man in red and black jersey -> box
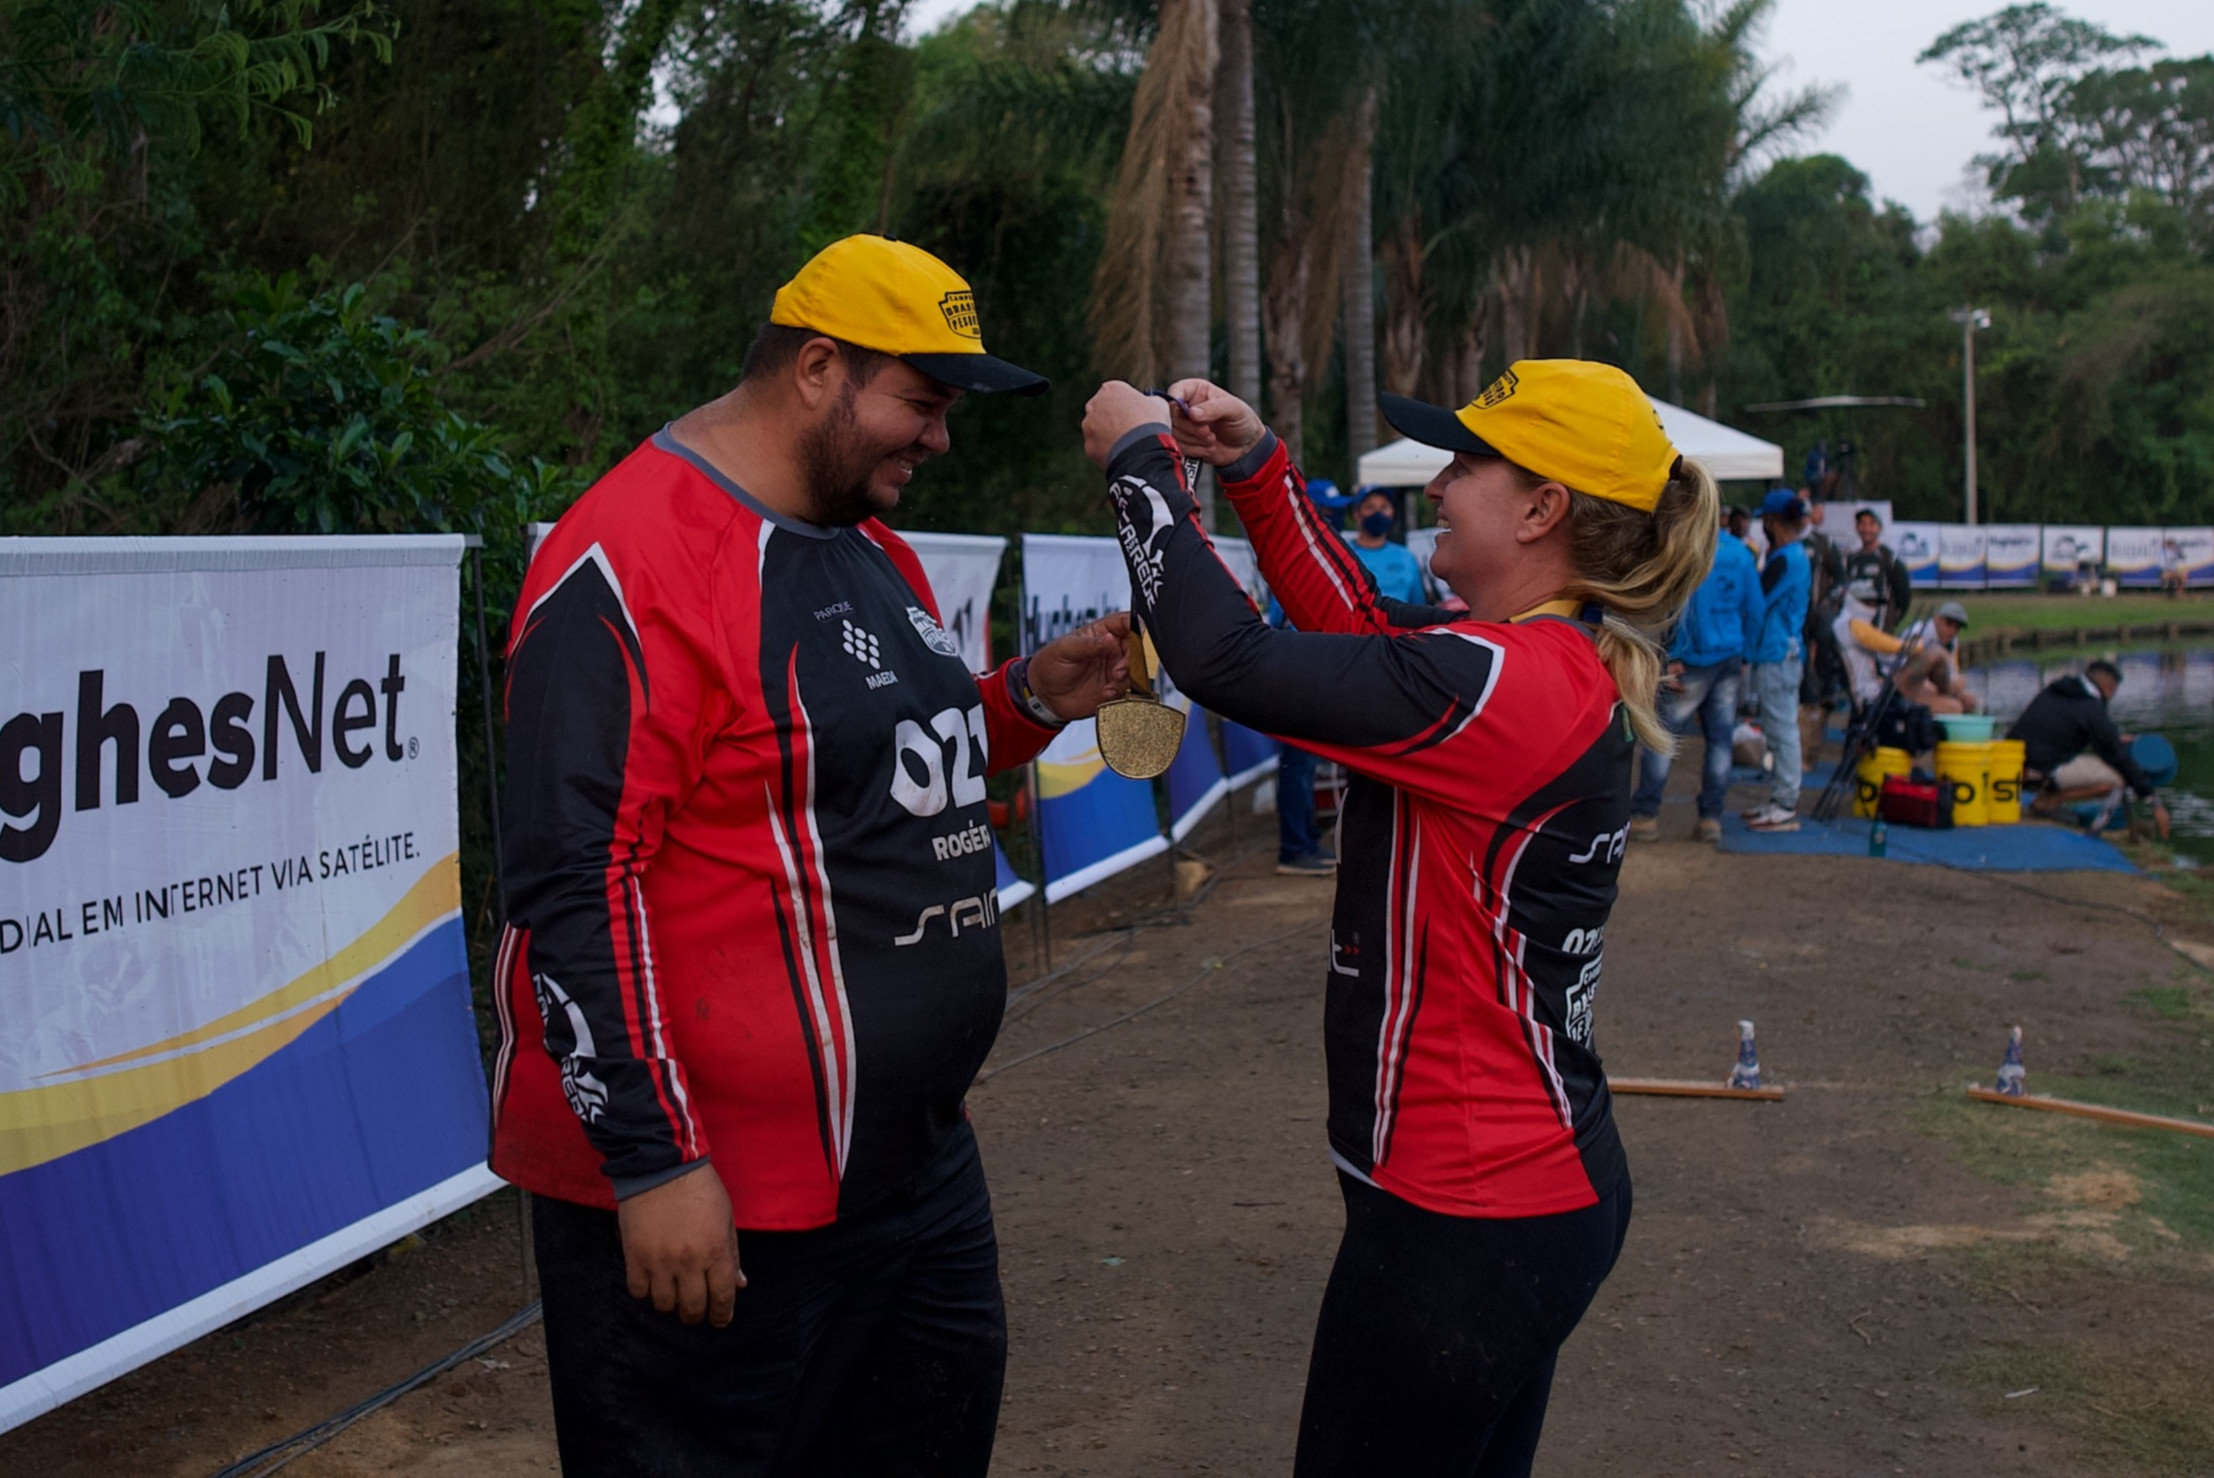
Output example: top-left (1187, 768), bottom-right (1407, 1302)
top-left (494, 237), bottom-right (1132, 1475)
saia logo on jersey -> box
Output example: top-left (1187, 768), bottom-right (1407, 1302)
top-left (894, 888), bottom-right (998, 946)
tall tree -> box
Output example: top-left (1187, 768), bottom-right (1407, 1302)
top-left (1091, 0), bottom-right (1218, 389)
top-left (1250, 0), bottom-right (1371, 465)
top-left (1340, 83), bottom-right (1378, 465)
top-left (1217, 0), bottom-right (1262, 407)
top-left (1920, 2), bottom-right (2155, 222)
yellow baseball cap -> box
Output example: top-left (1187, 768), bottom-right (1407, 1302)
top-left (1380, 360), bottom-right (1680, 512)
top-left (769, 235), bottom-right (1048, 396)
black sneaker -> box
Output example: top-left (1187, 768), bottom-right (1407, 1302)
top-left (1276, 851), bottom-right (1338, 876)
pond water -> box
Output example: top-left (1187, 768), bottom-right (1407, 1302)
top-left (1963, 641), bottom-right (2214, 865)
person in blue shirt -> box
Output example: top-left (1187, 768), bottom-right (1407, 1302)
top-left (1628, 525), bottom-right (1766, 843)
top-left (1347, 487), bottom-right (1427, 603)
top-left (1746, 489), bottom-right (1812, 832)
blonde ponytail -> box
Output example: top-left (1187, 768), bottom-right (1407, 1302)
top-left (1552, 458), bottom-right (1722, 753)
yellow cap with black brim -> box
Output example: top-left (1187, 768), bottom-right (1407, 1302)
top-left (1380, 359), bottom-right (1679, 513)
top-left (769, 235), bottom-right (1049, 396)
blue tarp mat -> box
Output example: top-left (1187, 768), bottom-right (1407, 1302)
top-left (1727, 760), bottom-right (1837, 789)
top-left (1716, 813), bottom-right (2136, 873)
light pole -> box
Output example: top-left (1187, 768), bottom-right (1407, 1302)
top-left (1949, 307), bottom-right (1990, 524)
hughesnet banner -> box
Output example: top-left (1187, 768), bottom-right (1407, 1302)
top-left (0, 538), bottom-right (497, 1432)
top-left (1982, 525), bottom-right (2041, 588)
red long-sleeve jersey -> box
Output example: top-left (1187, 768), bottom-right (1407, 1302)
top-left (490, 429), bottom-right (1058, 1229)
top-left (1105, 428), bottom-right (1629, 1218)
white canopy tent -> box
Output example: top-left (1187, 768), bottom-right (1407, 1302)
top-left (1356, 396), bottom-right (1784, 487)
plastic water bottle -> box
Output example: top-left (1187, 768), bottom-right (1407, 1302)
top-left (1727, 1020), bottom-right (1762, 1090)
top-left (1868, 818), bottom-right (1888, 857)
top-left (1995, 1026), bottom-right (2026, 1097)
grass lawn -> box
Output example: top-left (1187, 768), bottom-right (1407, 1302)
top-left (1942, 591), bottom-right (2214, 632)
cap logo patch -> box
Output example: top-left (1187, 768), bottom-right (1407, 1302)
top-left (939, 290), bottom-right (980, 339)
top-left (1477, 368), bottom-right (1519, 408)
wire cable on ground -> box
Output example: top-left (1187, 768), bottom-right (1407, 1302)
top-left (979, 918), bottom-right (1325, 1083)
top-left (208, 1301), bottom-right (543, 1478)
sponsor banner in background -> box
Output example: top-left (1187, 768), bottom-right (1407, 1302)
top-left (898, 533), bottom-right (1034, 908)
top-left (1982, 525), bottom-right (2041, 587)
top-left (2165, 527), bottom-right (2214, 587)
top-left (2041, 525), bottom-right (2103, 574)
top-left (1937, 525), bottom-right (1987, 588)
top-left (1020, 536), bottom-right (1169, 903)
top-left (0, 538), bottom-right (494, 1432)
top-left (1210, 537), bottom-right (1280, 787)
top-left (1890, 523), bottom-right (1942, 586)
top-left (2106, 526), bottom-right (2166, 586)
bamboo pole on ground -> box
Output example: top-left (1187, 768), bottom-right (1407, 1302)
top-left (1966, 1086), bottom-right (2214, 1138)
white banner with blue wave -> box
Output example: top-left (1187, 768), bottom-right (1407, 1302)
top-left (0, 537), bottom-right (494, 1432)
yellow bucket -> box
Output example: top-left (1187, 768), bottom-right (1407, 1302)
top-left (1854, 746), bottom-right (1912, 819)
top-left (1936, 741), bottom-right (1992, 827)
top-left (1986, 738), bottom-right (2026, 825)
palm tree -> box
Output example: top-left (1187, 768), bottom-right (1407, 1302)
top-left (1218, 0), bottom-right (1262, 407)
top-left (1090, 0), bottom-right (1218, 517)
top-left (1090, 0), bottom-right (1218, 390)
top-left (1340, 83), bottom-right (1379, 466)
top-left (1250, 0), bottom-right (1373, 465)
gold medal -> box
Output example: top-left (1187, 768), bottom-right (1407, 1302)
top-left (1096, 626), bottom-right (1185, 780)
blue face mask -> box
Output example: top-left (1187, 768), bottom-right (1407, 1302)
top-left (1360, 509), bottom-right (1394, 538)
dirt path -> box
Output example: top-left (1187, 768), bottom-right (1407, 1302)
top-left (7, 788), bottom-right (2212, 1476)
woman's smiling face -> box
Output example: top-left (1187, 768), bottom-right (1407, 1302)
top-left (1423, 454), bottom-right (1526, 600)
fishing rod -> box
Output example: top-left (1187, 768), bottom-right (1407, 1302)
top-left (1811, 600), bottom-right (1928, 822)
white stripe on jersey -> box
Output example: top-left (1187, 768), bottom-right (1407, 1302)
top-left (765, 785), bottom-right (849, 1176)
top-left (1370, 799), bottom-right (1423, 1165)
top-left (628, 875), bottom-right (701, 1155)
top-left (490, 923), bottom-right (520, 1111)
top-left (792, 682), bottom-right (859, 1173)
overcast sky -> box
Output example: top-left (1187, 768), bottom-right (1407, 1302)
top-left (900, 0), bottom-right (2214, 223)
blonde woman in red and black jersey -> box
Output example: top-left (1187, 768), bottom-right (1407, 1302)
top-left (1083, 363), bottom-right (1718, 1477)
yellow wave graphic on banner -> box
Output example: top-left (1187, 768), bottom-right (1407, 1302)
top-left (1037, 752), bottom-right (1105, 799)
top-left (0, 854), bottom-right (460, 1179)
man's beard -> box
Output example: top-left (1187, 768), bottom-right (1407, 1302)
top-left (797, 386), bottom-right (891, 527)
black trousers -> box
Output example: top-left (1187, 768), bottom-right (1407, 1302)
top-left (1293, 1171), bottom-right (1633, 1478)
top-left (533, 1125), bottom-right (1006, 1477)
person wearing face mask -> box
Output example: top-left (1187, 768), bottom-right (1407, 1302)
top-left (1348, 487), bottom-right (1427, 603)
top-left (1083, 360), bottom-right (1718, 1478)
top-left (495, 236), bottom-right (1134, 1476)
